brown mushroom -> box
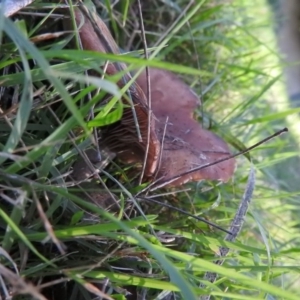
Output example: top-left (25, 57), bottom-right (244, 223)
top-left (70, 5), bottom-right (235, 188)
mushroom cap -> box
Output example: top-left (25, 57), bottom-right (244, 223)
top-left (136, 68), bottom-right (235, 186)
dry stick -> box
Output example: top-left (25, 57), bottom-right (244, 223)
top-left (137, 0), bottom-right (152, 184)
top-left (199, 166), bottom-right (256, 300)
top-left (151, 127), bottom-right (288, 190)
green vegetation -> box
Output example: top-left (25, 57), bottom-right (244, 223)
top-left (0, 0), bottom-right (299, 299)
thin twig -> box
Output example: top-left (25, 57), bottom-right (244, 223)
top-left (138, 196), bottom-right (233, 235)
top-left (137, 0), bottom-right (152, 184)
top-left (152, 128), bottom-right (288, 190)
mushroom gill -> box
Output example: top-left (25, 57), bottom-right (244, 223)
top-left (71, 7), bottom-right (160, 178)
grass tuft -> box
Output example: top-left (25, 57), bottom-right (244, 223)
top-left (0, 0), bottom-right (300, 299)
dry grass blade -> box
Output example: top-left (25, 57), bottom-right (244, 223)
top-left (0, 264), bottom-right (47, 300)
top-left (81, 281), bottom-right (114, 300)
top-left (136, 0), bottom-right (152, 185)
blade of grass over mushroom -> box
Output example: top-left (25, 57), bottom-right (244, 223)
top-left (48, 70), bottom-right (120, 98)
top-left (103, 0), bottom-right (119, 40)
top-left (0, 59), bottom-right (114, 86)
top-left (87, 101), bottom-right (123, 127)
top-left (36, 50), bottom-right (211, 77)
